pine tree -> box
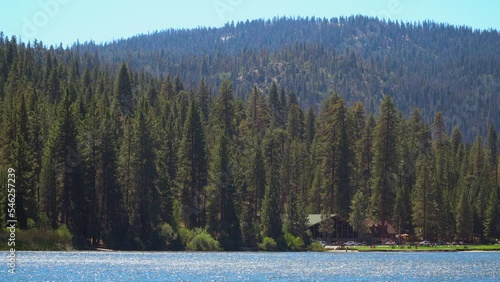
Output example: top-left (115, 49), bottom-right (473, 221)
top-left (304, 106), bottom-right (316, 148)
top-left (159, 75), bottom-right (175, 101)
top-left (39, 89), bottom-right (81, 230)
top-left (206, 134), bottom-right (241, 250)
top-left (313, 94), bottom-right (352, 218)
top-left (250, 143), bottom-right (266, 217)
top-left (395, 110), bottom-right (427, 236)
top-left (308, 161), bottom-right (323, 214)
top-left (349, 189), bottom-right (368, 234)
top-left (451, 127), bottom-right (463, 156)
top-left (278, 87), bottom-right (288, 128)
top-left (131, 98), bottom-right (158, 248)
top-left (484, 124), bottom-right (500, 239)
top-left (412, 155), bottom-right (434, 240)
top-left (65, 98), bottom-right (87, 246)
top-left (260, 129), bottom-right (284, 245)
top-left (357, 114), bottom-right (375, 196)
top-left (284, 140), bottom-right (308, 239)
top-left (431, 112), bottom-right (454, 240)
top-left (469, 134), bottom-right (488, 241)
top-left (197, 78), bottom-right (211, 122)
top-left (484, 184), bottom-right (500, 239)
top-left (246, 86), bottom-right (270, 139)
top-left (260, 168), bottom-right (283, 244)
top-left (0, 91), bottom-right (16, 167)
top-left (98, 107), bottom-right (130, 249)
top-left (39, 131), bottom-right (58, 228)
top-left (286, 102), bottom-right (304, 141)
top-left (177, 100), bottom-right (207, 228)
top-left (456, 176), bottom-right (473, 241)
top-left (450, 126), bottom-right (463, 198)
top-left (240, 199), bottom-right (257, 247)
top-left (154, 143), bottom-right (175, 228)
top-left (349, 102), bottom-right (366, 195)
top-left (211, 80), bottom-right (235, 137)
top-left (487, 123), bottom-right (498, 187)
top-left (26, 89), bottom-right (45, 219)
top-left (10, 91), bottom-right (35, 228)
top-left (268, 81), bottom-right (283, 128)
top-left (114, 62), bottom-right (134, 116)
top-left (78, 98), bottom-right (99, 246)
top-left (174, 75), bottom-right (184, 94)
top-left (117, 117), bottom-right (135, 218)
top-left (368, 95), bottom-right (399, 230)
top-left (152, 89), bottom-right (177, 229)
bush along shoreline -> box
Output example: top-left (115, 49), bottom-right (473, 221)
top-left (0, 225), bottom-right (73, 251)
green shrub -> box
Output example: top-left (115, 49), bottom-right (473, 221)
top-left (186, 230), bottom-right (221, 251)
top-left (284, 232), bottom-right (305, 251)
top-left (2, 227), bottom-right (74, 251)
top-left (56, 224), bottom-right (73, 241)
top-left (178, 227), bottom-right (195, 247)
top-left (36, 214), bottom-right (51, 229)
top-left (27, 218), bottom-right (36, 229)
top-left (308, 242), bottom-right (325, 252)
top-left (259, 237), bottom-right (278, 251)
top-left (160, 223), bottom-right (177, 246)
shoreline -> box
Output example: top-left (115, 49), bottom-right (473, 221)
top-left (5, 248), bottom-right (500, 253)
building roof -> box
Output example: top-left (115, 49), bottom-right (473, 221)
top-left (307, 214), bottom-right (396, 235)
top-left (307, 214), bottom-right (345, 227)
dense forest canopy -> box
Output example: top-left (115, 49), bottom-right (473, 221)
top-left (77, 16), bottom-right (500, 141)
top-left (0, 16), bottom-right (499, 251)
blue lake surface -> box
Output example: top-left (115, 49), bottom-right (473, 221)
top-left (3, 251), bottom-right (500, 281)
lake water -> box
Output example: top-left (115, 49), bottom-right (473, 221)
top-left (3, 251), bottom-right (500, 281)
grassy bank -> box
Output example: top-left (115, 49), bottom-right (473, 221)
top-left (352, 244), bottom-right (500, 252)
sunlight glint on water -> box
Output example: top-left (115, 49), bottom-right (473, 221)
top-left (3, 251), bottom-right (500, 281)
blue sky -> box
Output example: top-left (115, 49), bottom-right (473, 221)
top-left (1, 0), bottom-right (499, 46)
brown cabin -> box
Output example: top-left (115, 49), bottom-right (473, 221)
top-left (308, 214), bottom-right (396, 243)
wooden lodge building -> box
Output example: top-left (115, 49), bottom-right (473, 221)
top-left (308, 214), bottom-right (396, 242)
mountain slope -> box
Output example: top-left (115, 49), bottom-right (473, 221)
top-left (78, 15), bottom-right (500, 140)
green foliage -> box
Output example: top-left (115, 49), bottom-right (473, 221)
top-left (369, 95), bottom-right (399, 225)
top-left (312, 94), bottom-right (353, 219)
top-left (81, 16), bottom-right (500, 142)
top-left (56, 224), bottom-right (73, 241)
top-left (350, 190), bottom-right (368, 233)
top-left (186, 229), bottom-right (221, 251)
top-left (0, 226), bottom-right (73, 251)
top-left (260, 174), bottom-right (283, 243)
top-left (178, 227), bottom-right (195, 247)
top-left (160, 223), bottom-right (177, 247)
top-left (0, 33), bottom-right (499, 252)
top-left (206, 134), bottom-right (242, 250)
top-left (308, 242), bottom-right (325, 252)
top-left (27, 218), bottom-right (36, 229)
top-left (258, 237), bottom-right (278, 251)
top-left (455, 177), bottom-right (474, 240)
top-left (412, 156), bottom-right (434, 240)
top-left (211, 80), bottom-right (235, 136)
top-left (284, 232), bottom-right (305, 251)
top-left (114, 62), bottom-right (134, 116)
top-left (177, 100), bottom-right (207, 228)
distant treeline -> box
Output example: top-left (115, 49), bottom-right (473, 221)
top-left (77, 15), bottom-right (500, 141)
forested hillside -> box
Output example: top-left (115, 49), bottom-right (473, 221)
top-left (0, 16), bottom-right (499, 251)
top-left (78, 16), bottom-right (500, 141)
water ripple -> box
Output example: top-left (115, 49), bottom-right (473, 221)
top-left (2, 251), bottom-right (499, 281)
